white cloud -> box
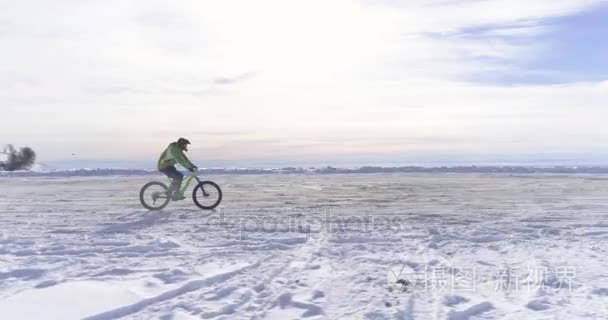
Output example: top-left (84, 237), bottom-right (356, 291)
top-left (0, 0), bottom-right (606, 163)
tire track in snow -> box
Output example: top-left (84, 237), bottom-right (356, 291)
top-left (83, 260), bottom-right (262, 320)
top-left (243, 231), bottom-right (329, 318)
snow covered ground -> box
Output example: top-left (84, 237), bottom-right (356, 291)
top-left (1, 173), bottom-right (607, 319)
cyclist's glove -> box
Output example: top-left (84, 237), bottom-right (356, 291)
top-left (189, 166), bottom-right (198, 172)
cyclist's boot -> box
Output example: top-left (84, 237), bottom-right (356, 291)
top-left (170, 187), bottom-right (185, 201)
top-left (168, 180), bottom-right (183, 201)
top-left (172, 193), bottom-right (186, 201)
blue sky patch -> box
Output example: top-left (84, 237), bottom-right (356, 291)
top-left (453, 3), bottom-right (608, 85)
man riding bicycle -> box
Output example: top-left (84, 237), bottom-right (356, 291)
top-left (158, 138), bottom-right (198, 201)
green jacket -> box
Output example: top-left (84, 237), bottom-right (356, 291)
top-left (158, 142), bottom-right (195, 170)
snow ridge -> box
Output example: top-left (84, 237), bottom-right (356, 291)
top-left (3, 165), bottom-right (608, 177)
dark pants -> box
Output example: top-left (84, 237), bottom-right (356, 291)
top-left (159, 166), bottom-right (183, 194)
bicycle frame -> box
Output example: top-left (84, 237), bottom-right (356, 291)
top-left (172, 171), bottom-right (201, 197)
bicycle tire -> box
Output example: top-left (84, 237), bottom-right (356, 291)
top-left (139, 181), bottom-right (170, 210)
top-left (192, 181), bottom-right (222, 210)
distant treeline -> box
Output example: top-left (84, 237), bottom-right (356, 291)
top-left (2, 165), bottom-right (608, 177)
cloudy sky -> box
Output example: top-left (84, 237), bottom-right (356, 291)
top-left (2, 0), bottom-right (608, 167)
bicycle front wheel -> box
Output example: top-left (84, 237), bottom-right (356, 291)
top-left (192, 181), bottom-right (222, 210)
top-left (139, 181), bottom-right (170, 210)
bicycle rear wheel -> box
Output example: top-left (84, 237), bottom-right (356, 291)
top-left (140, 181), bottom-right (170, 210)
top-left (192, 181), bottom-right (222, 210)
